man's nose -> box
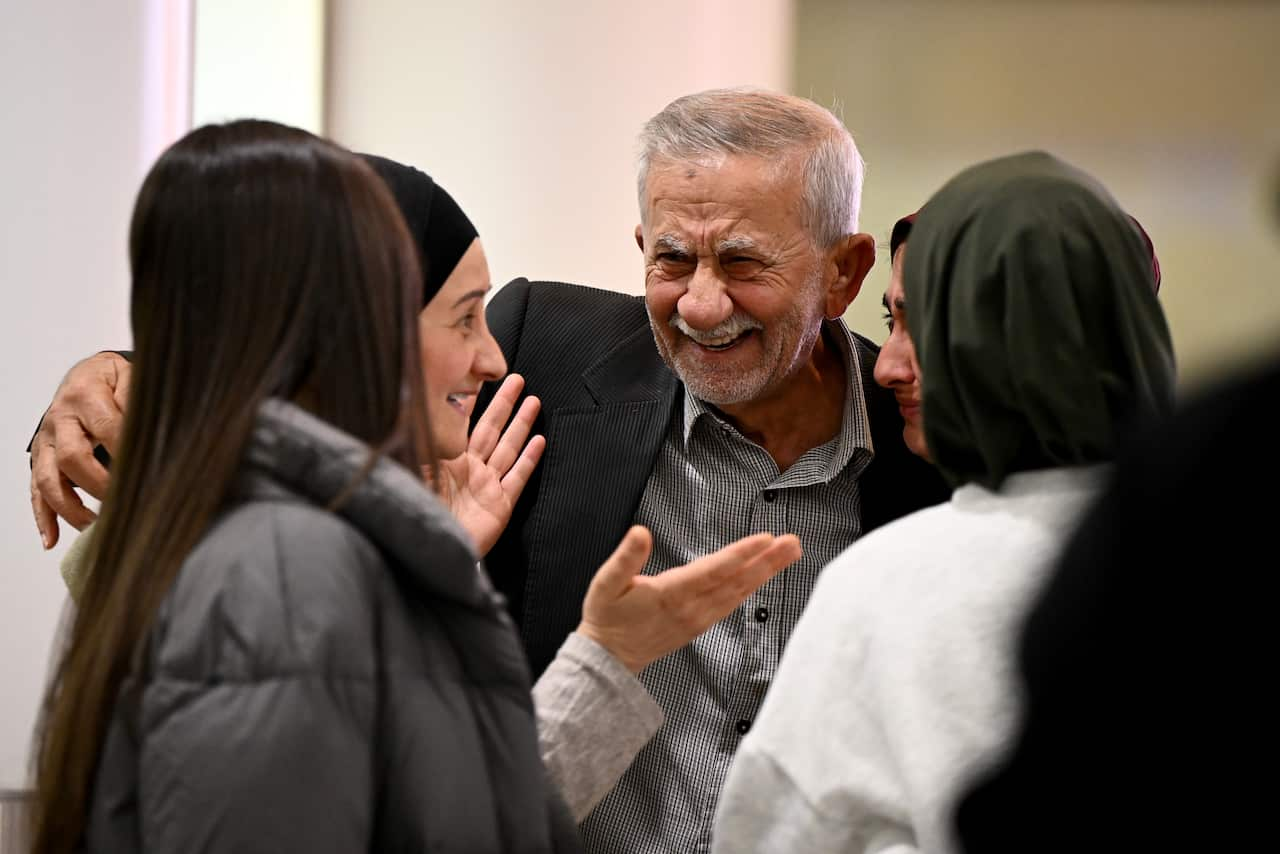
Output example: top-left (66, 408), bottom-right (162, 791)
top-left (676, 265), bottom-right (733, 331)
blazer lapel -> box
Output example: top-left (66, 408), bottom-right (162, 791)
top-left (519, 323), bottom-right (680, 674)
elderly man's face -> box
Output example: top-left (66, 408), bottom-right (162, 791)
top-left (637, 154), bottom-right (830, 406)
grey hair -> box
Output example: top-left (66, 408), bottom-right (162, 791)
top-left (637, 88), bottom-right (865, 249)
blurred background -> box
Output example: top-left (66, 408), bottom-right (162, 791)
top-left (2, 0), bottom-right (1278, 794)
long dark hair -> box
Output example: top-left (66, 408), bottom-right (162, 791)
top-left (29, 119), bottom-right (432, 853)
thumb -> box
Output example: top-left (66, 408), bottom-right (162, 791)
top-left (588, 525), bottom-right (653, 600)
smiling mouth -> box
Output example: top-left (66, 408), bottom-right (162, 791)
top-left (445, 392), bottom-right (474, 414)
top-left (690, 329), bottom-right (756, 352)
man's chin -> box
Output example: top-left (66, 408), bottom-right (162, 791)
top-left (676, 368), bottom-right (767, 407)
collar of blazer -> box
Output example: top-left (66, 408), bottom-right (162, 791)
top-left (580, 306), bottom-right (680, 408)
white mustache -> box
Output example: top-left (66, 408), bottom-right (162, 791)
top-left (670, 312), bottom-right (763, 344)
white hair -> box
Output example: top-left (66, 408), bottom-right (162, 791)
top-left (637, 88), bottom-right (865, 248)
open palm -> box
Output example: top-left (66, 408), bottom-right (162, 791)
top-left (435, 374), bottom-right (545, 556)
top-left (577, 526), bottom-right (803, 673)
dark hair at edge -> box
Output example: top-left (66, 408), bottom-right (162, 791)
top-left (29, 119), bottom-right (433, 853)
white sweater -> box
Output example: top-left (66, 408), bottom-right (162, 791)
top-left (712, 467), bottom-right (1106, 854)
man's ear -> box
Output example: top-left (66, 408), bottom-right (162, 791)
top-left (634, 225), bottom-right (645, 253)
top-left (825, 233), bottom-right (876, 319)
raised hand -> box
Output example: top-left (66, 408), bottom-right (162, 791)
top-left (434, 374), bottom-right (546, 556)
top-left (577, 526), bottom-right (803, 673)
top-left (30, 352), bottom-right (132, 549)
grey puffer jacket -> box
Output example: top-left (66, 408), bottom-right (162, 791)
top-left (85, 400), bottom-right (580, 853)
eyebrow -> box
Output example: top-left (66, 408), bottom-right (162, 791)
top-left (881, 293), bottom-right (906, 311)
top-left (451, 288), bottom-right (488, 308)
top-left (715, 236), bottom-right (760, 255)
top-left (653, 234), bottom-right (693, 256)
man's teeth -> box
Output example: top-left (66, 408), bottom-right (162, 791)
top-left (695, 330), bottom-right (749, 349)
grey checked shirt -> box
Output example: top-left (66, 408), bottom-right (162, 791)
top-left (579, 320), bottom-right (875, 853)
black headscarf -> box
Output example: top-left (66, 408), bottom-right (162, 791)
top-left (904, 151), bottom-right (1177, 490)
top-left (361, 154), bottom-right (478, 307)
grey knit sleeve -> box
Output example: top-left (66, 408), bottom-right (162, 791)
top-left (532, 632), bottom-right (664, 821)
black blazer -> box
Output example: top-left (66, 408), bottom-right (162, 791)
top-left (478, 279), bottom-right (949, 676)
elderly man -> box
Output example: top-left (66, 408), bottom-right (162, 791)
top-left (28, 89), bottom-right (946, 851)
top-left (476, 88), bottom-right (945, 851)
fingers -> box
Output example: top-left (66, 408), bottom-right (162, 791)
top-left (30, 480), bottom-right (60, 550)
top-left (62, 352), bottom-right (130, 456)
top-left (731, 535), bottom-right (802, 596)
top-left (679, 532), bottom-right (778, 585)
top-left (586, 526), bottom-right (654, 601)
top-left (31, 449), bottom-right (97, 535)
top-left (468, 374), bottom-right (525, 461)
top-left (41, 350), bottom-right (126, 498)
top-left (51, 415), bottom-right (111, 499)
top-left (498, 434), bottom-right (545, 500)
top-left (81, 397), bottom-right (123, 451)
top-left (27, 351), bottom-right (126, 543)
top-left (486, 395), bottom-right (541, 476)
top-left (663, 533), bottom-right (802, 603)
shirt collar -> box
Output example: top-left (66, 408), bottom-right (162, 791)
top-left (680, 319), bottom-right (874, 480)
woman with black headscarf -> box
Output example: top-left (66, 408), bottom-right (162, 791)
top-left (360, 156), bottom-right (800, 820)
top-left (712, 151), bottom-right (1176, 854)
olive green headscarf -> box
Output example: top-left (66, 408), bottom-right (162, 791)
top-left (904, 151), bottom-right (1176, 490)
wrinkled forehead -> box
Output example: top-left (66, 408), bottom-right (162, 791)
top-left (641, 153), bottom-right (808, 248)
top-left (643, 151), bottom-right (803, 208)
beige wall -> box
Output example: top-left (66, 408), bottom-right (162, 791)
top-left (798, 0), bottom-right (1280, 393)
top-left (330, 0), bottom-right (1280, 389)
top-left (326, 0), bottom-right (795, 295)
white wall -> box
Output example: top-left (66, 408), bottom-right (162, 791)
top-left (0, 1), bottom-right (186, 788)
top-left (326, 0), bottom-right (796, 295)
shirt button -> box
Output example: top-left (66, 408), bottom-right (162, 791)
top-left (735, 719), bottom-right (752, 735)
top-left (754, 606), bottom-right (769, 623)
top-left (762, 489), bottom-right (777, 503)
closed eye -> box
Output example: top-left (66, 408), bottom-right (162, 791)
top-left (655, 252), bottom-right (695, 275)
top-left (722, 256), bottom-right (765, 278)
